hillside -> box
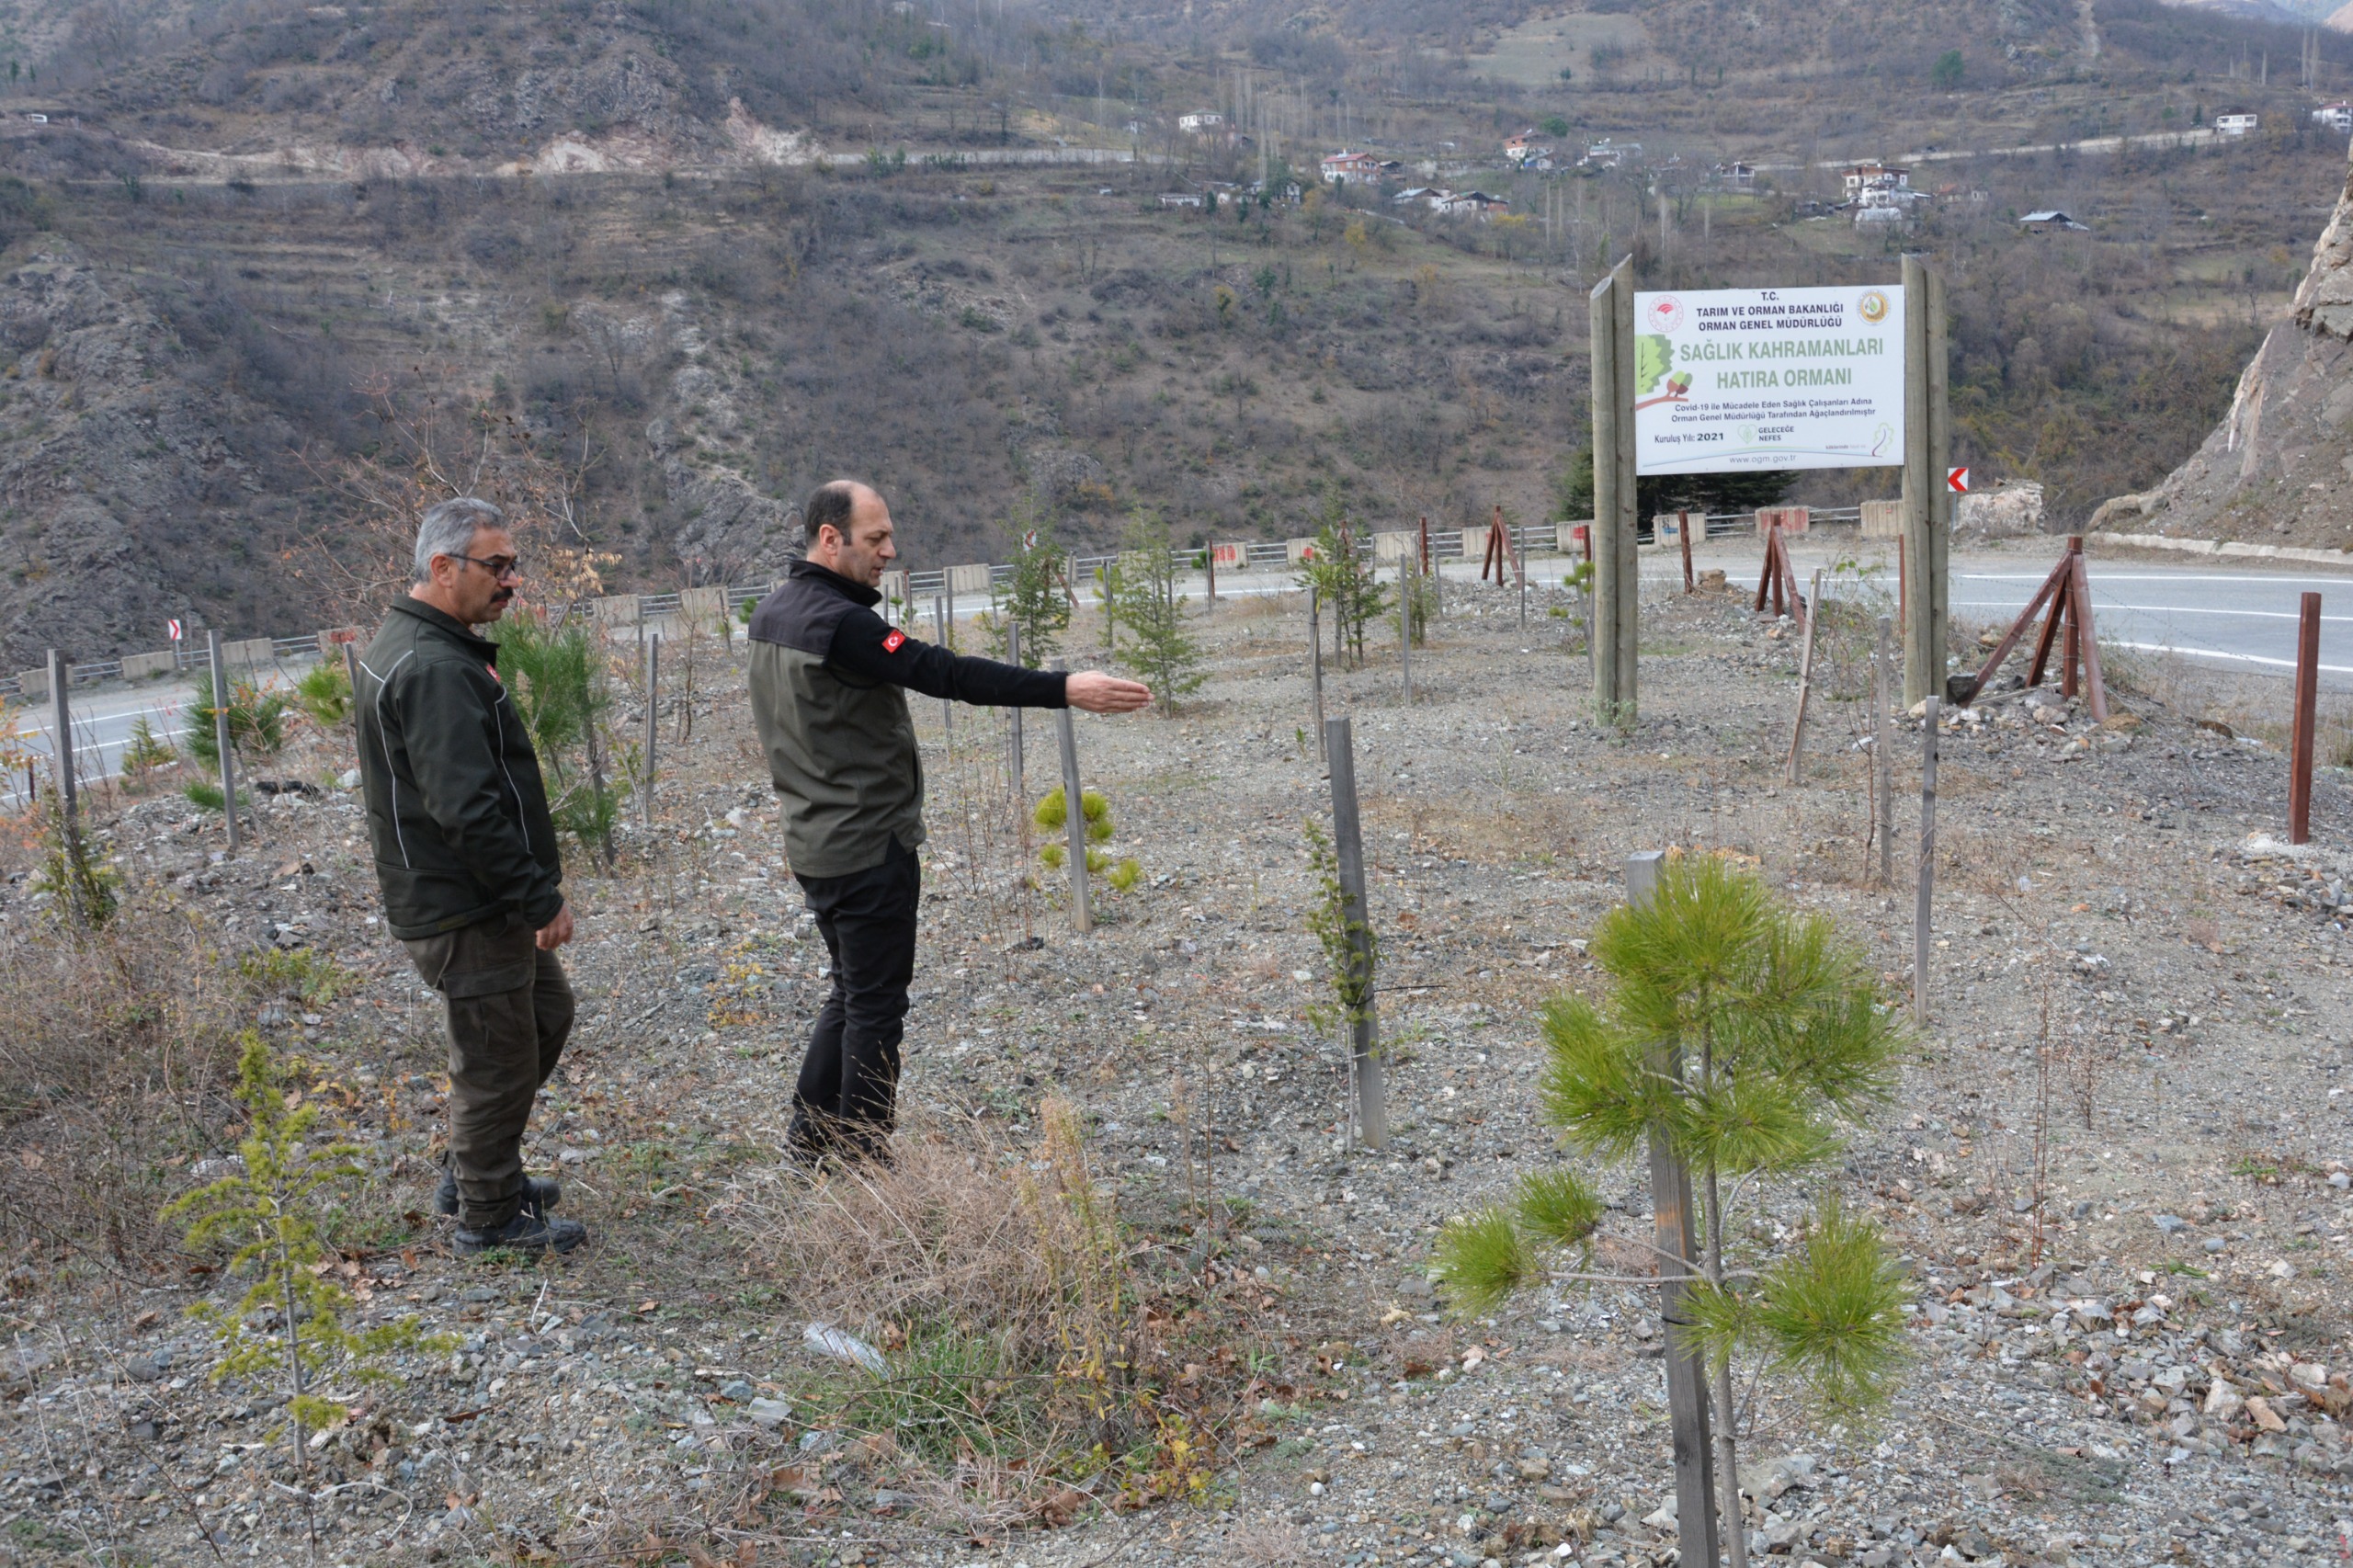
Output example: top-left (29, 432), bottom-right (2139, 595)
top-left (0, 0), bottom-right (2343, 661)
top-left (2106, 132), bottom-right (2353, 548)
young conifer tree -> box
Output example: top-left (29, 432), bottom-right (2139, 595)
top-left (1112, 507), bottom-right (1206, 712)
top-left (1435, 853), bottom-right (1909, 1568)
top-left (991, 492), bottom-right (1072, 667)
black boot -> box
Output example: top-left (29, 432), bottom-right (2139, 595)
top-left (453, 1210), bottom-right (587, 1258)
top-left (435, 1168), bottom-right (561, 1218)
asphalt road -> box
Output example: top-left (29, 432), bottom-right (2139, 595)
top-left (1945, 562), bottom-right (2353, 693)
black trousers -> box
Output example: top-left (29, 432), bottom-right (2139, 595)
top-left (790, 835), bottom-right (920, 1157)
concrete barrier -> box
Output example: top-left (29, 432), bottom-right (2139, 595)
top-left (1286, 537), bottom-right (1319, 564)
top-left (594, 594), bottom-right (641, 625)
top-left (1461, 525), bottom-right (1490, 562)
top-left (1211, 541), bottom-right (1248, 572)
top-left (223, 637), bottom-right (275, 672)
top-left (1756, 506), bottom-right (1810, 537)
top-left (1372, 530), bottom-right (1415, 562)
top-left (1860, 499), bottom-right (1904, 540)
top-left (948, 563), bottom-right (993, 597)
top-left (16, 667), bottom-right (44, 702)
top-left (680, 586), bottom-right (723, 619)
top-left (122, 651), bottom-right (176, 681)
top-left (878, 570), bottom-right (908, 608)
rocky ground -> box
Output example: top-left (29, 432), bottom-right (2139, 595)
top-left (2, 572), bottom-right (2351, 1568)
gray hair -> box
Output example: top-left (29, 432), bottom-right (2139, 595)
top-left (413, 497), bottom-right (506, 584)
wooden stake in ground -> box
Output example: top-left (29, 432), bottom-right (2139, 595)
top-left (1626, 850), bottom-right (1721, 1568)
top-left (1951, 535), bottom-right (2108, 722)
top-left (1875, 615), bottom-right (1894, 887)
top-left (1205, 544), bottom-right (1217, 609)
top-left (933, 595), bottom-right (953, 738)
top-left (1309, 585), bottom-right (1327, 762)
top-left (1915, 696), bottom-right (1939, 1027)
top-left (206, 631), bottom-right (239, 857)
top-left (45, 648), bottom-right (74, 825)
top-left (1325, 716), bottom-right (1386, 1151)
top-left (1785, 568), bottom-right (1825, 784)
top-left (1753, 521), bottom-right (1803, 629)
top-left (1006, 620), bottom-right (1025, 799)
top-left (1051, 658), bottom-right (1092, 934)
top-left (1678, 509), bottom-right (1695, 594)
top-left (2291, 591), bottom-right (2322, 845)
top-left (642, 631), bottom-right (660, 836)
top-left (1399, 551), bottom-right (1415, 706)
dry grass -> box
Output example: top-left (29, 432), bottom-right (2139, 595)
top-left (714, 1098), bottom-right (1256, 1534)
top-left (0, 892), bottom-right (248, 1272)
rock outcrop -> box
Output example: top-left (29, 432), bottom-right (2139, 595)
top-left (2121, 145), bottom-right (2353, 552)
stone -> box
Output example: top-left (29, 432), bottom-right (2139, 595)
top-left (2202, 1236), bottom-right (2228, 1255)
top-left (2246, 1396), bottom-right (2287, 1432)
top-left (2153, 1214), bottom-right (2187, 1235)
top-left (720, 1379), bottom-right (756, 1403)
top-left (336, 767), bottom-right (361, 790)
top-left (124, 1355), bottom-right (161, 1382)
top-left (2205, 1381), bottom-right (2245, 1420)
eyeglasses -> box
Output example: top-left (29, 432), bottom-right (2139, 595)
top-left (449, 552), bottom-right (522, 582)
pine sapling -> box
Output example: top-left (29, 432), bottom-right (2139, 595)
top-left (1433, 854), bottom-right (1910, 1568)
top-left (164, 1034), bottom-right (454, 1562)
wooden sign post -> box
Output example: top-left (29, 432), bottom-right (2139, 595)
top-left (1899, 254), bottom-right (1952, 707)
top-left (1590, 256), bottom-right (1639, 725)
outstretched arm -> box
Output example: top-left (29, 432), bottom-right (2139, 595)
top-left (827, 609), bottom-right (1148, 711)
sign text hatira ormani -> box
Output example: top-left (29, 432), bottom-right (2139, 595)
top-left (1678, 335), bottom-right (1885, 390)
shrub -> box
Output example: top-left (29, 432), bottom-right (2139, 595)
top-left (187, 667), bottom-right (289, 772)
top-left (291, 658), bottom-right (352, 727)
top-left (494, 610), bottom-right (623, 865)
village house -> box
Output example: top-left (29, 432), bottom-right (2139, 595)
top-left (1157, 191), bottom-right (1204, 209)
top-left (1580, 139), bottom-right (1638, 169)
top-left (2018, 209), bottom-right (2089, 233)
top-left (1177, 110), bottom-right (1223, 135)
top-left (1432, 189), bottom-right (1510, 220)
top-left (1320, 150), bottom-right (1381, 185)
top-left (2215, 111), bottom-right (2258, 138)
top-left (1712, 160), bottom-right (1757, 188)
top-left (1840, 162), bottom-right (1909, 198)
top-left (2314, 102), bottom-right (2351, 135)
top-left (1503, 129), bottom-right (1552, 165)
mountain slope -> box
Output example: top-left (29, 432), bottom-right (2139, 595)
top-left (2107, 142), bottom-right (2353, 550)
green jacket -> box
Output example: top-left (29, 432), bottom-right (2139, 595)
top-left (354, 598), bottom-right (564, 940)
top-left (746, 560), bottom-right (1065, 878)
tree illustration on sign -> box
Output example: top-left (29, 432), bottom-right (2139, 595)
top-left (1632, 334), bottom-right (1689, 409)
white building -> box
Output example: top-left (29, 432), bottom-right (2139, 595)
top-left (2313, 103), bottom-right (2350, 134)
top-left (1840, 162), bottom-right (1910, 198)
top-left (1320, 151), bottom-right (1381, 185)
top-left (2215, 111), bottom-right (2258, 138)
top-left (1177, 111), bottom-right (1223, 135)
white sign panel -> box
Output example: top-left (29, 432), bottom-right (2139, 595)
top-left (1631, 285), bottom-right (1905, 474)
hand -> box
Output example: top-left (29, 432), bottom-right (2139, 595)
top-left (1065, 671), bottom-right (1154, 714)
top-left (536, 903), bottom-right (575, 950)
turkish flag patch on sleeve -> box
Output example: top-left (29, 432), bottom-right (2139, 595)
top-left (882, 630), bottom-right (907, 653)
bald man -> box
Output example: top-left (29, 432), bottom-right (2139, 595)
top-left (747, 481), bottom-right (1151, 1164)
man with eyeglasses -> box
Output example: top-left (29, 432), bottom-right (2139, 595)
top-left (356, 496), bottom-right (585, 1257)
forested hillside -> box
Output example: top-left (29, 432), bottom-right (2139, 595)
top-left (0, 0), bottom-right (2340, 659)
